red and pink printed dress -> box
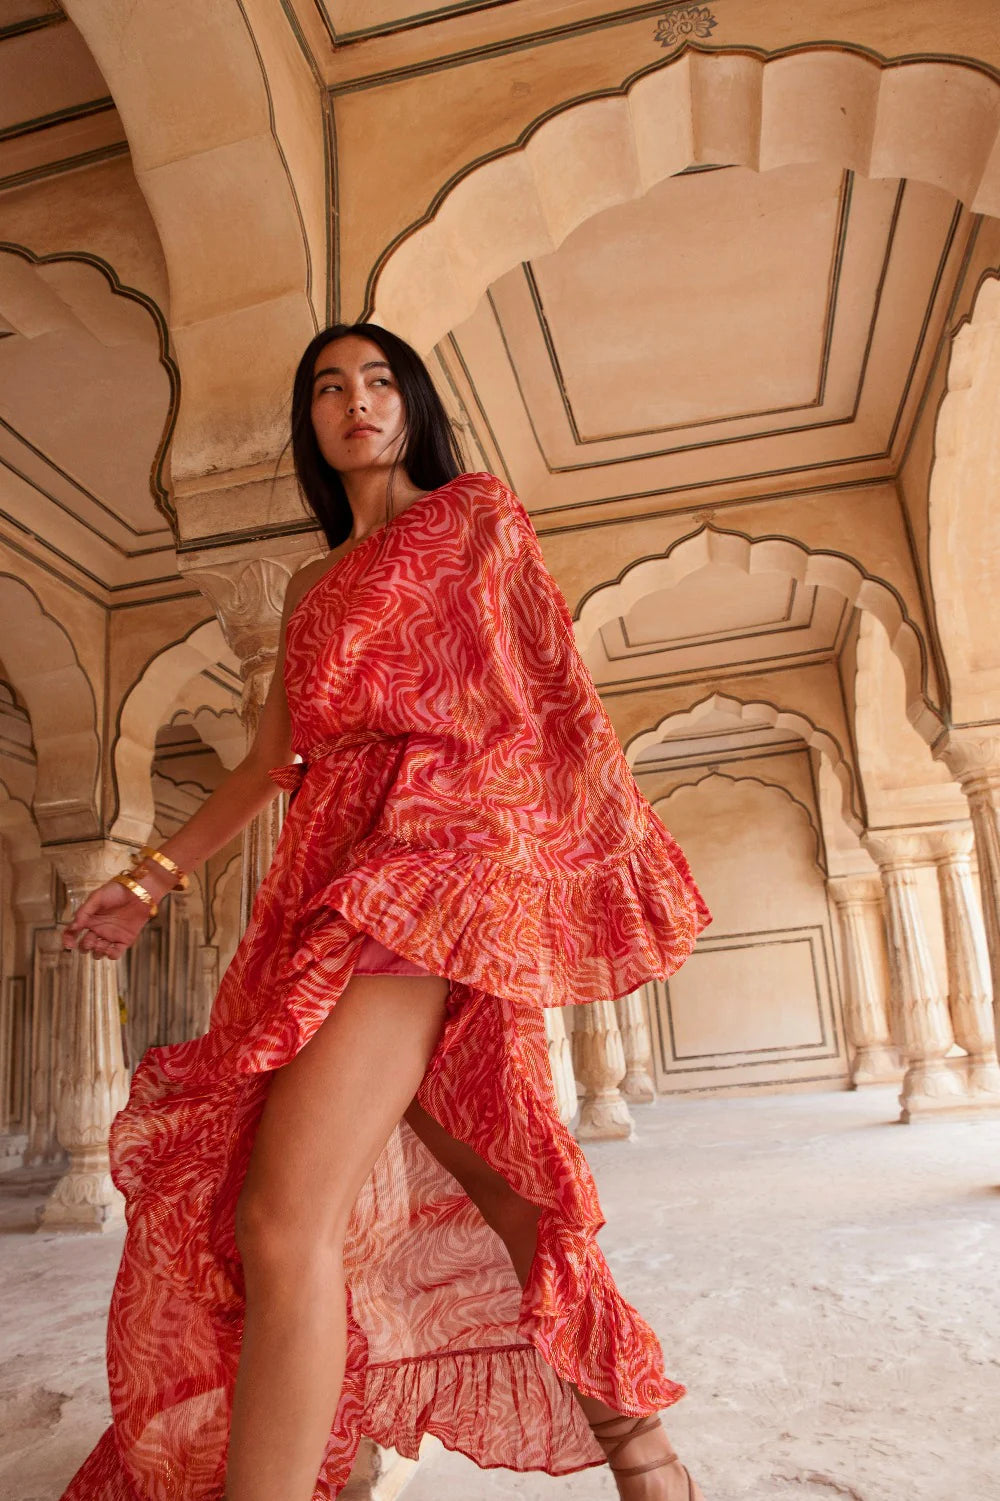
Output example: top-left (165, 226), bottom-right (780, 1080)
top-left (62, 473), bottom-right (710, 1500)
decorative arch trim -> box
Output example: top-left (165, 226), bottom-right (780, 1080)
top-left (111, 619), bottom-right (233, 844)
top-left (652, 767), bottom-right (827, 874)
top-left (0, 572), bottom-right (100, 843)
top-left (368, 43), bottom-right (1000, 352)
top-left (0, 241), bottom-right (180, 532)
top-left (575, 522), bottom-right (940, 743)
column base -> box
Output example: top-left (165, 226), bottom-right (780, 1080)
top-left (341, 1439), bottom-right (425, 1500)
top-left (898, 1057), bottom-right (969, 1123)
top-left (851, 1045), bottom-right (905, 1087)
top-left (621, 1067), bottom-right (656, 1104)
top-left (901, 1091), bottom-right (1000, 1121)
top-left (577, 1090), bottom-right (635, 1141)
top-left (38, 1165), bottom-right (125, 1233)
top-left (966, 1054), bottom-right (1000, 1095)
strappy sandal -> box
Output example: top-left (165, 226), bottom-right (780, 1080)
top-left (589, 1414), bottom-right (705, 1498)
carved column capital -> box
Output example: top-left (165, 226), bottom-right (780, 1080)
top-left (933, 729), bottom-right (1000, 790)
top-left (827, 873), bottom-right (884, 909)
top-left (922, 824), bottom-right (976, 864)
top-left (47, 840), bottom-right (127, 910)
top-left (862, 829), bottom-right (937, 871)
top-left (186, 557), bottom-right (293, 680)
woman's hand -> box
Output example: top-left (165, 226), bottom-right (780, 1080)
top-left (62, 879), bottom-right (158, 962)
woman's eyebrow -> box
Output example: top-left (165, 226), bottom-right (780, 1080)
top-left (313, 360), bottom-right (391, 383)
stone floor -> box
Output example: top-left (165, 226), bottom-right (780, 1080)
top-left (2, 1087), bottom-right (999, 1501)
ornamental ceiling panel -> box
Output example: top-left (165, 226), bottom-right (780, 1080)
top-left (313, 1), bottom-right (501, 41)
top-left (442, 160), bottom-right (975, 521)
top-left (0, 9), bottom-right (126, 193)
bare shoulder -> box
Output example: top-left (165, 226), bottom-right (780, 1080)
top-left (283, 547), bottom-right (346, 618)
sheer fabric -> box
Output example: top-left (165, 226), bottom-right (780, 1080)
top-left (62, 473), bottom-right (709, 1499)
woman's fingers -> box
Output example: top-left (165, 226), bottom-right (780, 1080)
top-left (62, 878), bottom-right (153, 952)
top-left (64, 915), bottom-right (140, 956)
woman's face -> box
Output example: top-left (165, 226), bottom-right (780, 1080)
top-left (309, 334), bottom-right (407, 476)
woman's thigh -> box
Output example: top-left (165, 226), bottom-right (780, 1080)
top-left (237, 973), bottom-right (449, 1251)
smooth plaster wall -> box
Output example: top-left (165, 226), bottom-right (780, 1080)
top-left (651, 775), bottom-right (848, 1096)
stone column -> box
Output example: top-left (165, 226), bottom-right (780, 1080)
top-left (165, 888), bottom-right (193, 1044)
top-left (572, 1000), bottom-right (635, 1141)
top-left (615, 987), bottom-right (655, 1103)
top-left (933, 731), bottom-right (1000, 1060)
top-left (25, 927), bottom-right (63, 1165)
top-left (926, 826), bottom-right (1000, 1103)
top-left (864, 831), bottom-right (966, 1122)
top-left (39, 843), bottom-right (129, 1231)
top-left (193, 944), bottom-right (220, 1037)
top-left (827, 875), bottom-right (902, 1086)
top-left (187, 559), bottom-right (296, 927)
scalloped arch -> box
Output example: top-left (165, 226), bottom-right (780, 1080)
top-left (0, 785), bottom-right (43, 869)
top-left (629, 690), bottom-right (860, 835)
top-left (0, 783), bottom-right (55, 926)
top-left (372, 45), bottom-right (1000, 352)
top-left (112, 619), bottom-right (234, 845)
top-left (652, 768), bottom-right (826, 872)
top-left (575, 523), bottom-right (939, 743)
top-left (0, 574), bottom-right (100, 844)
top-left (928, 271), bottom-right (1000, 724)
top-left (0, 242), bottom-right (180, 528)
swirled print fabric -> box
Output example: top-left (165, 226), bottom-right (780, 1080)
top-left (62, 473), bottom-right (710, 1499)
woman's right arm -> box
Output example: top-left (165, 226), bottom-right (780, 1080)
top-left (63, 560), bottom-right (326, 957)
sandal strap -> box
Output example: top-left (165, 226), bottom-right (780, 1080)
top-left (588, 1414), bottom-right (678, 1472)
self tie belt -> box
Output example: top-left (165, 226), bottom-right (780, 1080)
top-left (268, 730), bottom-right (403, 796)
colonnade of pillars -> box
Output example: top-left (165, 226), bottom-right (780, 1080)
top-left (832, 819), bottom-right (1000, 1120)
top-left (26, 564), bottom-right (1000, 1250)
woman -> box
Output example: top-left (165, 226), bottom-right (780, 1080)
top-left (61, 324), bottom-right (711, 1501)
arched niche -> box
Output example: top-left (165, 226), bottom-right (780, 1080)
top-left (112, 620), bottom-right (236, 845)
top-left (371, 47), bottom-right (1000, 352)
top-left (0, 576), bottom-right (100, 845)
top-left (660, 768), bottom-right (826, 873)
top-left (928, 274), bottom-right (1000, 726)
top-left (648, 774), bottom-right (847, 1092)
top-left (575, 524), bottom-right (939, 744)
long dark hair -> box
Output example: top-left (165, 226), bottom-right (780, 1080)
top-left (291, 322), bottom-right (464, 548)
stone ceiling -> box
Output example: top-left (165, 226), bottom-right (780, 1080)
top-left (442, 161), bottom-right (972, 520)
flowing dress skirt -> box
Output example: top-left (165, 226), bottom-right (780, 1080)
top-left (60, 736), bottom-right (701, 1499)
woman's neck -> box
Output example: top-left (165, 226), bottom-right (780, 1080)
top-left (341, 465), bottom-right (427, 542)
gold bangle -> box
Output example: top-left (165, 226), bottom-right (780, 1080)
top-left (133, 845), bottom-right (190, 892)
top-left (112, 872), bottom-right (159, 917)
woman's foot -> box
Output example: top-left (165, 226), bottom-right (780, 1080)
top-left (588, 1414), bottom-right (705, 1500)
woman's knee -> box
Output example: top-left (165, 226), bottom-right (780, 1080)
top-left (234, 1181), bottom-right (349, 1281)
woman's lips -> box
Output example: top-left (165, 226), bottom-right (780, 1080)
top-left (345, 425), bottom-right (378, 437)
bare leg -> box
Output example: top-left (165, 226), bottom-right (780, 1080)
top-left (405, 1102), bottom-right (702, 1499)
top-left (225, 973), bottom-right (449, 1501)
